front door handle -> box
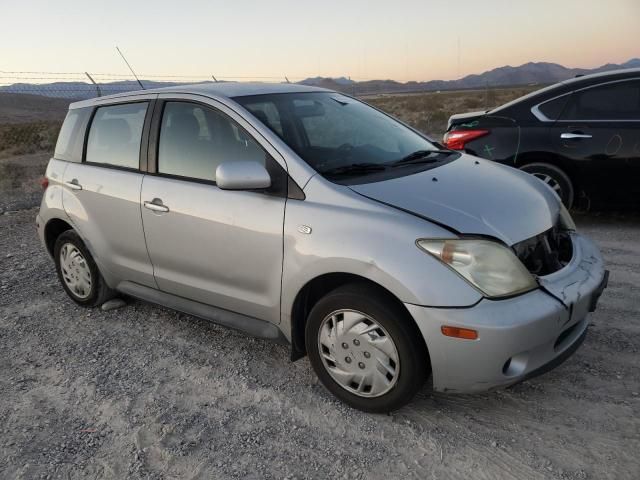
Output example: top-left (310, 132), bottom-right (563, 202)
top-left (144, 198), bottom-right (170, 213)
top-left (64, 179), bottom-right (82, 190)
top-left (561, 132), bottom-right (592, 139)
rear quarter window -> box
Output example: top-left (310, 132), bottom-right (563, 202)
top-left (54, 107), bottom-right (91, 162)
top-left (537, 96), bottom-right (569, 121)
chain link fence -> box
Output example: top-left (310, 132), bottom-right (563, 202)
top-left (0, 70), bottom-right (535, 211)
top-left (0, 70), bottom-right (534, 157)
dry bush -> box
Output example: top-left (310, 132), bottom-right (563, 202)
top-left (366, 86), bottom-right (539, 137)
top-left (0, 121), bottom-right (61, 158)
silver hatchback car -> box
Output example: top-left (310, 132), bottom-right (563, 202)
top-left (37, 83), bottom-right (608, 412)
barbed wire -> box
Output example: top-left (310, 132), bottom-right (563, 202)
top-left (0, 70), bottom-right (372, 102)
top-left (0, 70), bottom-right (373, 82)
top-left (0, 70), bottom-right (530, 159)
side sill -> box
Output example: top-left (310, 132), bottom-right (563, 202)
top-left (117, 281), bottom-right (288, 345)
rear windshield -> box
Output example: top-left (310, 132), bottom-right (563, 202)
top-left (54, 107), bottom-right (91, 162)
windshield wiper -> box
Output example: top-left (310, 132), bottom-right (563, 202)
top-left (319, 162), bottom-right (387, 177)
top-left (389, 149), bottom-right (454, 167)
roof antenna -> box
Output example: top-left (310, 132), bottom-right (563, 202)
top-left (116, 46), bottom-right (145, 90)
top-left (285, 76), bottom-right (291, 84)
top-left (211, 75), bottom-right (219, 83)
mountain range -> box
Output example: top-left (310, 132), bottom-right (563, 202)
top-left (1, 58), bottom-right (638, 100)
top-left (300, 58), bottom-right (640, 94)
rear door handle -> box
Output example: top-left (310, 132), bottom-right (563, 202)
top-left (561, 132), bottom-right (592, 139)
top-left (144, 199), bottom-right (170, 213)
top-left (64, 179), bottom-right (82, 190)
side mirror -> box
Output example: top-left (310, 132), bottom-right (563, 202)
top-left (216, 161), bottom-right (271, 191)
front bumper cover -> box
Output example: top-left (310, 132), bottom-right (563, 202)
top-left (406, 232), bottom-right (607, 394)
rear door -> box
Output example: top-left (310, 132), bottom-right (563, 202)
top-left (62, 97), bottom-right (157, 288)
top-left (140, 95), bottom-right (287, 324)
top-left (551, 78), bottom-right (640, 202)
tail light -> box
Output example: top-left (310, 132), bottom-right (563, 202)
top-left (39, 176), bottom-right (49, 190)
top-left (443, 129), bottom-right (489, 150)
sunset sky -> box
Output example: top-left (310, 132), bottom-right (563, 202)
top-left (2, 0), bottom-right (639, 82)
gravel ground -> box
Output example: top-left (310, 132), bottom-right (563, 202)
top-left (1, 203), bottom-right (639, 479)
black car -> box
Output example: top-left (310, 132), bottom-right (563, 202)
top-left (443, 69), bottom-right (640, 208)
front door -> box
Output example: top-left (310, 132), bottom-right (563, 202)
top-left (140, 98), bottom-right (287, 323)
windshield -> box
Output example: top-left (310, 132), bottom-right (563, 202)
top-left (234, 92), bottom-right (445, 180)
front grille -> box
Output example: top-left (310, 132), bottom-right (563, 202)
top-left (512, 224), bottom-right (573, 276)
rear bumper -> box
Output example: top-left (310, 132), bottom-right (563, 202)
top-left (406, 232), bottom-right (607, 393)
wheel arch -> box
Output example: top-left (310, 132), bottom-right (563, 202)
top-left (44, 217), bottom-right (74, 257)
top-left (289, 272), bottom-right (430, 368)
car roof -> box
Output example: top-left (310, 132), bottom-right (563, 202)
top-left (490, 67), bottom-right (640, 114)
top-left (559, 67), bottom-right (640, 88)
top-left (70, 82), bottom-right (330, 109)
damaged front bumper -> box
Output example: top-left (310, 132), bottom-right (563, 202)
top-left (406, 232), bottom-right (608, 394)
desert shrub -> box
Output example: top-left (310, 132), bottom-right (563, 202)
top-left (0, 122), bottom-right (61, 158)
top-left (461, 96), bottom-right (484, 110)
top-left (482, 88), bottom-right (498, 109)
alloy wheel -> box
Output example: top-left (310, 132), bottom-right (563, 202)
top-left (531, 172), bottom-right (563, 197)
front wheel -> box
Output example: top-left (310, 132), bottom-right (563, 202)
top-left (305, 283), bottom-right (429, 413)
top-left (520, 162), bottom-right (574, 208)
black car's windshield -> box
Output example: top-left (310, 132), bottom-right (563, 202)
top-left (235, 92), bottom-right (452, 182)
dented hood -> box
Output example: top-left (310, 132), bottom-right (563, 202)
top-left (350, 155), bottom-right (561, 246)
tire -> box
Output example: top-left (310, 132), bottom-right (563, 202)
top-left (520, 162), bottom-right (574, 208)
top-left (54, 230), bottom-right (115, 307)
top-left (305, 283), bottom-right (429, 413)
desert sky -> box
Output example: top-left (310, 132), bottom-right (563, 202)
top-left (2, 0), bottom-right (639, 81)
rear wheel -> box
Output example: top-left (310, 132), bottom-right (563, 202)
top-left (54, 230), bottom-right (115, 307)
top-left (520, 162), bottom-right (574, 208)
top-left (305, 283), bottom-right (428, 413)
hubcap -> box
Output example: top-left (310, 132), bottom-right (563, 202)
top-left (317, 309), bottom-right (400, 398)
top-left (531, 172), bottom-right (563, 196)
top-left (59, 243), bottom-right (92, 299)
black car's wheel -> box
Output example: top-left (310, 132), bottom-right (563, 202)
top-left (520, 163), bottom-right (574, 208)
top-left (305, 283), bottom-right (429, 413)
top-left (54, 230), bottom-right (115, 307)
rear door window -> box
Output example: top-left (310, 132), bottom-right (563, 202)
top-left (85, 102), bottom-right (148, 169)
top-left (560, 80), bottom-right (640, 121)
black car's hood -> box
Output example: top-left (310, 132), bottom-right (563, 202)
top-left (349, 154), bottom-right (561, 246)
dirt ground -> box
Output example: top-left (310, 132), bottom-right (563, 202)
top-left (1, 191), bottom-right (639, 479)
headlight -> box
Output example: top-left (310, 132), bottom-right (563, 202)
top-left (417, 239), bottom-right (538, 298)
top-left (558, 203), bottom-right (576, 231)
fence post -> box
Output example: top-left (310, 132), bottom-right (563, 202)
top-left (85, 72), bottom-right (102, 97)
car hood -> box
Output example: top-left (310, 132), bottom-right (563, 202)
top-left (349, 154), bottom-right (561, 246)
